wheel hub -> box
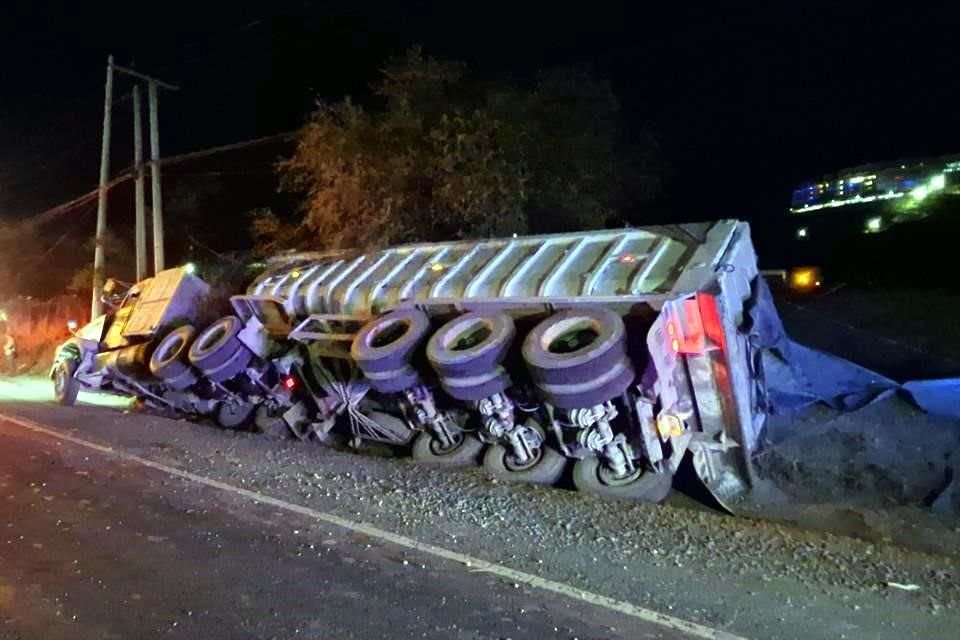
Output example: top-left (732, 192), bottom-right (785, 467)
top-left (429, 430), bottom-right (465, 455)
top-left (597, 461), bottom-right (643, 487)
top-left (504, 445), bottom-right (543, 472)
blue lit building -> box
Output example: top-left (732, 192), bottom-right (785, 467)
top-left (790, 154), bottom-right (960, 214)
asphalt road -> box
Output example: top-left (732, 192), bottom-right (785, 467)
top-left (0, 380), bottom-right (957, 640)
top-left (0, 415), bottom-right (698, 640)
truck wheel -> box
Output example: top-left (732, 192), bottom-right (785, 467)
top-left (189, 316), bottom-right (253, 382)
top-left (150, 325), bottom-right (198, 390)
top-left (216, 400), bottom-right (255, 430)
top-left (482, 443), bottom-right (567, 486)
top-left (572, 456), bottom-right (672, 503)
top-left (254, 405), bottom-right (291, 438)
top-left (538, 361), bottom-right (636, 409)
top-left (53, 359), bottom-right (80, 406)
top-left (522, 308), bottom-right (635, 408)
top-left (411, 431), bottom-right (483, 466)
top-left (522, 307), bottom-right (629, 386)
top-left (426, 312), bottom-right (515, 378)
top-left (351, 309), bottom-right (430, 375)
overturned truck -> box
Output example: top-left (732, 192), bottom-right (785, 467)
top-left (53, 220), bottom-right (766, 506)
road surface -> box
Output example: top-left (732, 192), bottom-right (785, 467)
top-left (0, 415), bottom-right (700, 640)
top-left (0, 380), bottom-right (957, 639)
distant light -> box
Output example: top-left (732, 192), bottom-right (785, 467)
top-left (430, 263), bottom-right (445, 272)
top-left (184, 262), bottom-right (197, 275)
top-left (796, 227), bottom-right (808, 239)
top-left (930, 174), bottom-right (946, 191)
top-left (290, 270), bottom-right (302, 279)
top-left (911, 186), bottom-right (928, 201)
top-left (865, 217), bottom-right (883, 233)
top-left (619, 254), bottom-right (636, 263)
top-left (789, 267), bottom-right (821, 291)
top-left (66, 319), bottom-right (78, 331)
top-left (282, 375), bottom-right (297, 391)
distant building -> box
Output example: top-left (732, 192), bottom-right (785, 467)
top-left (790, 154), bottom-right (960, 213)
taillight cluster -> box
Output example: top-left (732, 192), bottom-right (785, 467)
top-left (666, 293), bottom-right (725, 355)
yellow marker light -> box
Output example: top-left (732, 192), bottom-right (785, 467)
top-left (656, 414), bottom-right (685, 438)
top-left (789, 267), bottom-right (822, 291)
top-left (430, 263), bottom-right (445, 272)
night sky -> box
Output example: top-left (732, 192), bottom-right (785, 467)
top-left (3, 1), bottom-right (959, 235)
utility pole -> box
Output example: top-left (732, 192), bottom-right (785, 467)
top-left (91, 55), bottom-right (114, 320)
top-left (93, 61), bottom-right (177, 287)
top-left (132, 85), bottom-right (147, 281)
top-left (148, 81), bottom-right (164, 273)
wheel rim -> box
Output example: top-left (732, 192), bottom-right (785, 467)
top-left (504, 445), bottom-right (543, 472)
top-left (597, 462), bottom-right (643, 487)
top-left (369, 318), bottom-right (410, 348)
top-left (429, 431), bottom-right (465, 456)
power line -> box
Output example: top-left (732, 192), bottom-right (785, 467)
top-left (160, 132), bottom-right (295, 167)
top-left (9, 132), bottom-right (295, 231)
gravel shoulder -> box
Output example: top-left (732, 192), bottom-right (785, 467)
top-left (1, 399), bottom-right (957, 640)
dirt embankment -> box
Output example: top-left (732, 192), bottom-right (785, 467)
top-left (744, 287), bottom-right (960, 556)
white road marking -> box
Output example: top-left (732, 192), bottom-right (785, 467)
top-left (0, 412), bottom-right (745, 640)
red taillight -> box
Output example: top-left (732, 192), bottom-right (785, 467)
top-left (665, 293), bottom-right (725, 355)
top-left (282, 375), bottom-right (297, 391)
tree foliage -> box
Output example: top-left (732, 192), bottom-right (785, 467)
top-left (259, 48), bottom-right (655, 252)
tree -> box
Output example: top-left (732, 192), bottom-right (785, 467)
top-left (261, 48), bottom-right (658, 252)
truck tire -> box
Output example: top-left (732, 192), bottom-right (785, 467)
top-left (572, 456), bottom-right (672, 503)
top-left (53, 358), bottom-right (80, 406)
top-left (361, 366), bottom-right (422, 394)
top-left (189, 316), bottom-right (253, 382)
top-left (437, 368), bottom-right (512, 402)
top-left (523, 307), bottom-right (635, 408)
top-left (351, 309), bottom-right (430, 375)
top-left (537, 360), bottom-right (635, 409)
top-left (411, 431), bottom-right (484, 466)
top-left (522, 307), bottom-right (628, 386)
top-left (150, 325), bottom-right (198, 390)
top-left (482, 442), bottom-right (567, 486)
top-left (426, 312), bottom-right (515, 378)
